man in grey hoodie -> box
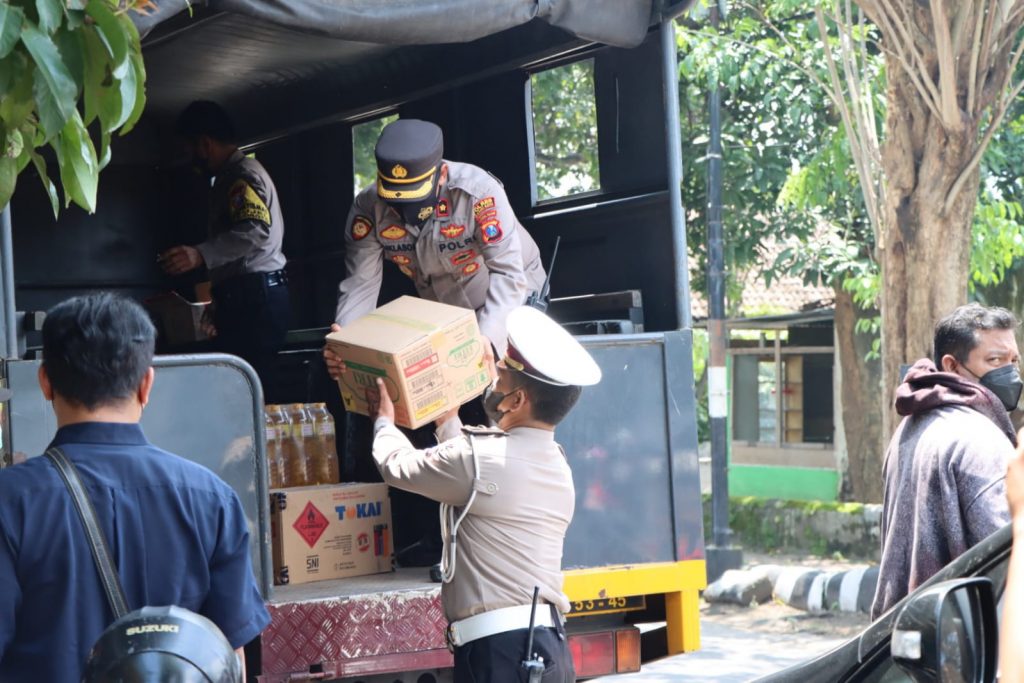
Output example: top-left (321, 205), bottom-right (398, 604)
top-left (871, 303), bottom-right (1021, 618)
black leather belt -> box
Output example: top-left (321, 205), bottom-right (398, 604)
top-left (264, 269), bottom-right (288, 287)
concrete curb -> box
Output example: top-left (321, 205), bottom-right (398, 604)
top-left (704, 565), bottom-right (879, 614)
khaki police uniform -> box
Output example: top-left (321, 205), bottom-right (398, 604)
top-left (335, 161), bottom-right (545, 356)
top-left (197, 149), bottom-right (290, 400)
top-left (372, 417), bottom-right (575, 682)
top-left (197, 150), bottom-right (287, 283)
top-left (374, 417), bottom-right (574, 621)
top-left (369, 305), bottom-right (602, 683)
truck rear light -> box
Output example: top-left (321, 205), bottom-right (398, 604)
top-left (615, 628), bottom-right (641, 672)
top-left (568, 632), bottom-right (615, 677)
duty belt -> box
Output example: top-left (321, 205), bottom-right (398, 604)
top-left (446, 604), bottom-right (559, 650)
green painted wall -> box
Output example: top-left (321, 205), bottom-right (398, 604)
top-left (729, 464), bottom-right (839, 502)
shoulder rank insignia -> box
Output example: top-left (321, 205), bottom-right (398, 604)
top-left (461, 424), bottom-right (508, 437)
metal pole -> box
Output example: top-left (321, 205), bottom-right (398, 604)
top-left (705, 4), bottom-right (740, 580)
top-left (660, 19), bottom-right (692, 331)
top-left (0, 206), bottom-right (17, 359)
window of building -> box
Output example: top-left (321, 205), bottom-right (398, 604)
top-left (352, 113), bottom-right (399, 196)
top-left (528, 59), bottom-right (600, 202)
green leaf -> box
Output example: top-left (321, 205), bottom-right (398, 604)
top-left (29, 150), bottom-right (58, 218)
top-left (55, 111), bottom-right (98, 212)
top-left (81, 26), bottom-right (106, 126)
top-left (0, 4), bottom-right (23, 59)
top-left (35, 0), bottom-right (62, 35)
top-left (53, 27), bottom-right (84, 95)
top-left (97, 129), bottom-right (110, 169)
top-left (0, 53), bottom-right (33, 127)
top-left (85, 0), bottom-right (128, 77)
top-left (21, 24), bottom-right (77, 140)
top-left (119, 51), bottom-right (145, 134)
top-left (0, 155), bottom-right (15, 208)
top-left (0, 55), bottom-right (12, 96)
top-left (4, 127), bottom-right (23, 158)
top-left (65, 9), bottom-right (86, 30)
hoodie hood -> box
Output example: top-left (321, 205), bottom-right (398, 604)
top-left (895, 358), bottom-right (1017, 446)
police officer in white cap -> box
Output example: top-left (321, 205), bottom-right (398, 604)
top-left (366, 306), bottom-right (599, 683)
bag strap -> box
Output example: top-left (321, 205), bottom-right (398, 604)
top-left (44, 447), bottom-right (129, 620)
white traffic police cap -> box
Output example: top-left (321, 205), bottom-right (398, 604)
top-left (502, 306), bottom-right (602, 387)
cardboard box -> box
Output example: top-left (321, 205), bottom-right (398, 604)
top-left (270, 483), bottom-right (393, 586)
top-left (326, 296), bottom-right (491, 429)
top-left (143, 291), bottom-right (211, 346)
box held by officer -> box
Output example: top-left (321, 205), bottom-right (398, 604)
top-left (325, 295), bottom-right (490, 429)
top-left (143, 290), bottom-right (211, 347)
top-left (270, 483), bottom-right (393, 586)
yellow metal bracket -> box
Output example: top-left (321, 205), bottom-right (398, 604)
top-left (563, 560), bottom-right (707, 654)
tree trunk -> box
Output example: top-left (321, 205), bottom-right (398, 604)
top-left (834, 286), bottom-right (884, 502)
top-left (878, 67), bottom-right (979, 438)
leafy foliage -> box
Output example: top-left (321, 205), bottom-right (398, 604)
top-left (352, 113), bottom-right (398, 196)
top-left (677, 4), bottom-right (841, 309)
top-left (0, 0), bottom-right (149, 215)
top-left (529, 60), bottom-right (599, 201)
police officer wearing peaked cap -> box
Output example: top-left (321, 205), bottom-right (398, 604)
top-left (367, 306), bottom-right (601, 682)
top-left (325, 118), bottom-right (546, 373)
top-left (323, 119), bottom-right (548, 566)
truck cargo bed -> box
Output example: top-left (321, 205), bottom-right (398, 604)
top-left (261, 569), bottom-right (451, 680)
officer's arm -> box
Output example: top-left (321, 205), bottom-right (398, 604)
top-left (335, 199), bottom-right (384, 326)
top-left (371, 419), bottom-right (474, 505)
top-left (473, 184), bottom-right (530, 357)
top-left (196, 176), bottom-right (274, 271)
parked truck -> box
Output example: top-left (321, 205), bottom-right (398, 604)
top-left (1, 1), bottom-right (706, 680)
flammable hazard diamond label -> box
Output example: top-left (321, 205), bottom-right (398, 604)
top-left (293, 501), bottom-right (330, 548)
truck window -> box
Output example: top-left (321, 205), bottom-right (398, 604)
top-left (352, 114), bottom-right (399, 196)
top-left (529, 59), bottom-right (600, 203)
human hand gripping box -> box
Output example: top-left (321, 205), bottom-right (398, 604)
top-left (270, 483), bottom-right (393, 586)
top-left (325, 296), bottom-right (491, 429)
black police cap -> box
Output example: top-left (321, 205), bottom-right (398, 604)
top-left (375, 119), bottom-right (443, 203)
top-left (83, 605), bottom-right (242, 683)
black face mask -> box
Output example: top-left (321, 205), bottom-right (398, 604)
top-left (482, 385), bottom-right (519, 426)
top-left (977, 364), bottom-right (1024, 412)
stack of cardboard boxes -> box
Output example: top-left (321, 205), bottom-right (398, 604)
top-left (271, 297), bottom-right (489, 586)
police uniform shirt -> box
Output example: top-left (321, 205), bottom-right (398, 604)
top-left (196, 149), bottom-right (287, 286)
top-left (373, 416), bottom-right (574, 622)
top-left (0, 423), bottom-right (271, 682)
top-left (336, 161), bottom-right (546, 356)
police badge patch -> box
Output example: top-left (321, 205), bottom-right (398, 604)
top-left (227, 180), bottom-right (271, 225)
top-left (480, 221), bottom-right (503, 244)
top-left (351, 215), bottom-right (373, 241)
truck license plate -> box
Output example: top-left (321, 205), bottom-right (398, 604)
top-left (568, 595), bottom-right (646, 616)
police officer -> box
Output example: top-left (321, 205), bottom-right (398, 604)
top-left (323, 119), bottom-right (546, 566)
top-left (324, 118), bottom-right (546, 375)
top-left (367, 306), bottom-right (601, 682)
top-left (161, 100), bottom-right (290, 400)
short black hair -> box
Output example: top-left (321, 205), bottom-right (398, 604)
top-left (42, 293), bottom-right (156, 410)
top-left (934, 303), bottom-right (1018, 366)
top-left (175, 100), bottom-right (236, 143)
top-left (517, 373), bottom-right (583, 426)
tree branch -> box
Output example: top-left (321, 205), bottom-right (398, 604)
top-left (930, 0), bottom-right (964, 129)
top-left (968, 2), bottom-right (985, 115)
top-left (816, 7), bottom-right (882, 239)
top-left (944, 65), bottom-right (1024, 214)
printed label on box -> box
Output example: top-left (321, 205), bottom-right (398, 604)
top-left (293, 501), bottom-right (330, 548)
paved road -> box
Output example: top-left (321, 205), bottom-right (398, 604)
top-left (591, 620), bottom-right (847, 682)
